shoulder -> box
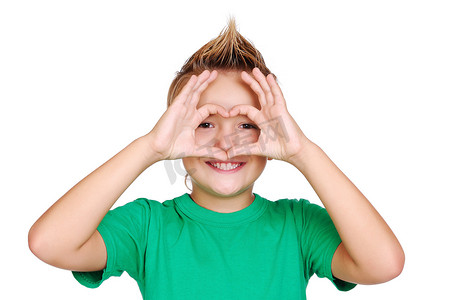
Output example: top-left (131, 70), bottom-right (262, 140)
top-left (99, 196), bottom-right (184, 238)
top-left (257, 194), bottom-right (330, 225)
top-left (106, 195), bottom-right (181, 221)
top-left (258, 194), bottom-right (314, 212)
top-left (111, 198), bottom-right (162, 214)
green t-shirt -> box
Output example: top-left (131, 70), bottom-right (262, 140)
top-left (73, 193), bottom-right (356, 299)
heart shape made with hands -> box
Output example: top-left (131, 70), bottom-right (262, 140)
top-left (187, 69), bottom-right (298, 161)
top-left (154, 68), bottom-right (305, 163)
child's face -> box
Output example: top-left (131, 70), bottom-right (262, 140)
top-left (182, 71), bottom-right (268, 197)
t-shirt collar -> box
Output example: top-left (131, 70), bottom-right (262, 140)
top-left (174, 193), bottom-right (268, 227)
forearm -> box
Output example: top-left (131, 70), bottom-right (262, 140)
top-left (289, 141), bottom-right (404, 277)
top-left (29, 135), bottom-right (160, 258)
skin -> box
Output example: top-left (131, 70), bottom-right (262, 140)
top-left (225, 68), bottom-right (405, 284)
top-left (182, 71), bottom-right (268, 213)
top-left (28, 68), bottom-right (404, 285)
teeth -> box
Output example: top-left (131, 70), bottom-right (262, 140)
top-left (211, 162), bottom-right (241, 170)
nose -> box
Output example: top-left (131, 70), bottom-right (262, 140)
top-left (214, 126), bottom-right (236, 151)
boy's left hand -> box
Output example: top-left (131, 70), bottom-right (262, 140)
top-left (227, 68), bottom-right (310, 162)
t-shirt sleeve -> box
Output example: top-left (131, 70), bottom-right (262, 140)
top-left (72, 199), bottom-right (151, 288)
top-left (298, 199), bottom-right (356, 291)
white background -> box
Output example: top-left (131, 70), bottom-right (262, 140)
top-left (1, 0), bottom-right (451, 299)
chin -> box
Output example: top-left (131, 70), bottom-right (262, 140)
top-left (212, 187), bottom-right (243, 198)
top-left (197, 180), bottom-right (252, 198)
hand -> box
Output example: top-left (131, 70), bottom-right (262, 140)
top-left (145, 70), bottom-right (229, 161)
top-left (227, 68), bottom-right (310, 162)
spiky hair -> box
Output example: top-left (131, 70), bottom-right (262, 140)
top-left (167, 18), bottom-right (272, 107)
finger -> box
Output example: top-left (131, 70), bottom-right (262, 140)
top-left (191, 147), bottom-right (228, 161)
top-left (226, 142), bottom-right (263, 158)
top-left (185, 70), bottom-right (211, 105)
top-left (197, 103), bottom-right (229, 120)
top-left (241, 71), bottom-right (267, 107)
top-left (252, 68), bottom-right (275, 105)
top-left (228, 104), bottom-right (261, 123)
top-left (189, 70), bottom-right (218, 106)
top-left (266, 74), bottom-right (286, 106)
top-left (173, 74), bottom-right (198, 104)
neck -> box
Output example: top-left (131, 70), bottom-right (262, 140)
top-left (190, 185), bottom-right (255, 213)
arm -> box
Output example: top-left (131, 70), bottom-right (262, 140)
top-left (28, 70), bottom-right (228, 272)
top-left (28, 137), bottom-right (160, 272)
top-left (288, 142), bottom-right (405, 284)
top-left (228, 68), bottom-right (405, 285)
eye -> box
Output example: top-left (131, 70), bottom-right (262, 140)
top-left (239, 123), bottom-right (259, 130)
top-left (198, 122), bottom-right (213, 128)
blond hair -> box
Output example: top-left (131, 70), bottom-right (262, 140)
top-left (167, 18), bottom-right (273, 107)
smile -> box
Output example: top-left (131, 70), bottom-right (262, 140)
top-left (206, 161), bottom-right (246, 173)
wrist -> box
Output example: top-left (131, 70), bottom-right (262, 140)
top-left (136, 134), bottom-right (165, 165)
top-left (286, 140), bottom-right (321, 171)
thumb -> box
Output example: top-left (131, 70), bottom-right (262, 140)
top-left (226, 142), bottom-right (264, 159)
top-left (191, 146), bottom-right (228, 161)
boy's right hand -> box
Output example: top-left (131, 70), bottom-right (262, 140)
top-left (145, 70), bottom-right (229, 162)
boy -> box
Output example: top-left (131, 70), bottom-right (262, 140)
top-left (29, 19), bottom-right (404, 299)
